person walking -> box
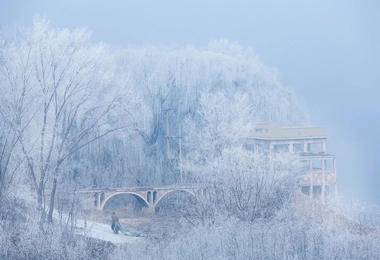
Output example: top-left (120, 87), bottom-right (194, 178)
top-left (111, 212), bottom-right (120, 234)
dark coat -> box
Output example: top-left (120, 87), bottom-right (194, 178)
top-left (111, 215), bottom-right (119, 223)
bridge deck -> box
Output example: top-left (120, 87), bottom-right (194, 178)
top-left (72, 185), bottom-right (205, 194)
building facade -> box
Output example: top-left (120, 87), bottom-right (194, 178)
top-left (247, 124), bottom-right (337, 202)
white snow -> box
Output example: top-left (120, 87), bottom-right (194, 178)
top-left (52, 210), bottom-right (141, 245)
top-left (74, 218), bottom-right (141, 244)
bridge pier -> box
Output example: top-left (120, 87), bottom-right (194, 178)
top-left (94, 192), bottom-right (105, 210)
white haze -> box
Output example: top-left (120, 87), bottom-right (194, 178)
top-left (1, 0), bottom-right (378, 205)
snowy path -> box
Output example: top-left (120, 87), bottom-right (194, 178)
top-left (75, 218), bottom-right (141, 244)
top-left (53, 211), bottom-right (142, 245)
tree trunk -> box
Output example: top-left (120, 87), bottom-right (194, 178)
top-left (48, 177), bottom-right (57, 223)
top-left (37, 185), bottom-right (45, 225)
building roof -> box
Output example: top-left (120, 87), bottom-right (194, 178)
top-left (249, 124), bottom-right (327, 140)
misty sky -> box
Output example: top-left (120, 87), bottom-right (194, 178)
top-left (1, 0), bottom-right (379, 205)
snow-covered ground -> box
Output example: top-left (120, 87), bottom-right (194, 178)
top-left (74, 218), bottom-right (141, 245)
top-left (53, 211), bottom-right (141, 245)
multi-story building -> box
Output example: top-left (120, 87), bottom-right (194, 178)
top-left (246, 124), bottom-right (337, 202)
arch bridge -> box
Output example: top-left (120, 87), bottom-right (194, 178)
top-left (74, 185), bottom-right (205, 214)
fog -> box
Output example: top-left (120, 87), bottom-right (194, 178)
top-left (1, 0), bottom-right (379, 205)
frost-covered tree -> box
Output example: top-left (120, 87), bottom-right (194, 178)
top-left (118, 40), bottom-right (308, 185)
top-left (0, 17), bottom-right (139, 223)
top-left (177, 89), bottom-right (300, 224)
top-left (0, 104), bottom-right (20, 200)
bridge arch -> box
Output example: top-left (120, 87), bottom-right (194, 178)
top-left (100, 191), bottom-right (149, 210)
top-left (154, 189), bottom-right (196, 206)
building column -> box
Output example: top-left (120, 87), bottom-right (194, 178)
top-left (333, 158), bottom-right (338, 197)
top-left (309, 160), bottom-right (313, 198)
top-left (269, 143), bottom-right (274, 153)
top-left (289, 142), bottom-right (294, 153)
top-left (322, 159), bottom-right (326, 204)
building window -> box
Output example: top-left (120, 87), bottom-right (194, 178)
top-left (301, 186), bottom-right (310, 195)
top-left (293, 143), bottom-right (304, 153)
top-left (243, 143), bottom-right (255, 152)
top-left (274, 144), bottom-right (289, 153)
top-left (324, 159), bottom-right (334, 171)
top-left (313, 186), bottom-right (322, 195)
top-left (312, 159), bottom-right (322, 171)
top-left (308, 143), bottom-right (324, 153)
top-left (299, 160), bottom-right (309, 173)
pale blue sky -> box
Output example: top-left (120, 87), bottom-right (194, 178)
top-left (1, 0), bottom-right (379, 204)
